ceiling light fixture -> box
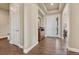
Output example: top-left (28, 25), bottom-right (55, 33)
top-left (50, 3), bottom-right (54, 5)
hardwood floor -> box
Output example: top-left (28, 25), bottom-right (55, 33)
top-left (27, 37), bottom-right (79, 55)
top-left (0, 38), bottom-right (23, 55)
top-left (0, 37), bottom-right (79, 55)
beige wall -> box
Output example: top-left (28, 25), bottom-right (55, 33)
top-left (24, 4), bottom-right (38, 53)
top-left (0, 9), bottom-right (9, 38)
top-left (68, 4), bottom-right (79, 50)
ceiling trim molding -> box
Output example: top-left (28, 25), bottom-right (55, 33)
top-left (38, 6), bottom-right (46, 16)
top-left (46, 3), bottom-right (66, 15)
top-left (42, 4), bottom-right (47, 14)
top-left (59, 3), bottom-right (66, 13)
top-left (47, 10), bottom-right (60, 15)
top-left (59, 4), bottom-right (62, 12)
top-left (61, 4), bottom-right (66, 13)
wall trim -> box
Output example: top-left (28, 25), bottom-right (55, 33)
top-left (23, 42), bottom-right (38, 54)
top-left (9, 40), bottom-right (23, 49)
top-left (67, 46), bottom-right (79, 53)
top-left (45, 36), bottom-right (62, 39)
top-left (0, 36), bottom-right (9, 39)
top-left (17, 44), bottom-right (23, 49)
top-left (45, 35), bottom-right (61, 37)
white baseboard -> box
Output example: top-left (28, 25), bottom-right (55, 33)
top-left (18, 45), bottom-right (23, 48)
top-left (9, 40), bottom-right (23, 49)
top-left (67, 46), bottom-right (79, 53)
top-left (45, 36), bottom-right (62, 39)
top-left (9, 40), bottom-right (13, 44)
top-left (23, 42), bottom-right (38, 54)
top-left (0, 36), bottom-right (9, 39)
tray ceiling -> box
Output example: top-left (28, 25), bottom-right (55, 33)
top-left (44, 3), bottom-right (59, 11)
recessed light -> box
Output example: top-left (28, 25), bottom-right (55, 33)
top-left (50, 3), bottom-right (54, 5)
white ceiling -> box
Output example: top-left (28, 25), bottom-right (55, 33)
top-left (44, 3), bottom-right (59, 11)
top-left (0, 3), bottom-right (9, 10)
top-left (37, 3), bottom-right (65, 15)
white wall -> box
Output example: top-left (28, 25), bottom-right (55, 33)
top-left (0, 9), bottom-right (9, 38)
top-left (19, 4), bottom-right (24, 48)
top-left (68, 4), bottom-right (79, 52)
top-left (62, 4), bottom-right (70, 40)
top-left (45, 14), bottom-right (61, 37)
top-left (58, 14), bottom-right (61, 37)
top-left (24, 4), bottom-right (38, 53)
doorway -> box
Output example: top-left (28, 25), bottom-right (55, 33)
top-left (45, 14), bottom-right (60, 37)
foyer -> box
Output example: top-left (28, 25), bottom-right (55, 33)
top-left (0, 3), bottom-right (79, 55)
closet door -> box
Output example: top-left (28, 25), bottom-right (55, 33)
top-left (10, 4), bottom-right (20, 46)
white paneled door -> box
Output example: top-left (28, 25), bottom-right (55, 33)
top-left (46, 15), bottom-right (58, 37)
top-left (10, 4), bottom-right (21, 46)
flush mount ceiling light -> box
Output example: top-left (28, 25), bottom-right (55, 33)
top-left (50, 3), bottom-right (54, 5)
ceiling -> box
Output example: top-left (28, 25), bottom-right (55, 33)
top-left (0, 3), bottom-right (9, 10)
top-left (44, 3), bottom-right (59, 11)
top-left (37, 3), bottom-right (65, 15)
top-left (0, 3), bottom-right (65, 14)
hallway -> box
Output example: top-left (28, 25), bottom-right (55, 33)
top-left (27, 37), bottom-right (79, 55)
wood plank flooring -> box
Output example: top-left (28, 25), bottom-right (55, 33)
top-left (0, 38), bottom-right (23, 55)
top-left (0, 37), bottom-right (79, 55)
top-left (27, 37), bottom-right (79, 55)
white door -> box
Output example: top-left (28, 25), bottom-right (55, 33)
top-left (10, 4), bottom-right (20, 46)
top-left (46, 15), bottom-right (58, 37)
